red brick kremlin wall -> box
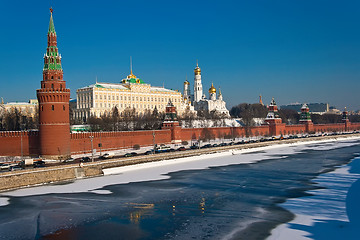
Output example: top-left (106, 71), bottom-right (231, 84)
top-left (1, 122), bottom-right (360, 157)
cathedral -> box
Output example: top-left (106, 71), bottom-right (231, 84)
top-left (183, 63), bottom-right (229, 116)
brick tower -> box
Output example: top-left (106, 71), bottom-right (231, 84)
top-left (299, 103), bottom-right (314, 133)
top-left (36, 8), bottom-right (71, 160)
top-left (162, 99), bottom-right (182, 143)
top-left (265, 98), bottom-right (285, 136)
top-left (342, 107), bottom-right (349, 132)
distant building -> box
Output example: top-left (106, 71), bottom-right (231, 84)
top-left (280, 103), bottom-right (330, 115)
top-left (0, 99), bottom-right (38, 117)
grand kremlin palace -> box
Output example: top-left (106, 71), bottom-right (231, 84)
top-left (74, 70), bottom-right (190, 120)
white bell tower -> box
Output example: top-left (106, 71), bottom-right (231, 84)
top-left (194, 61), bottom-right (203, 102)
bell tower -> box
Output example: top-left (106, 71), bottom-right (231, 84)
top-left (193, 61), bottom-right (203, 102)
top-left (36, 8), bottom-right (71, 160)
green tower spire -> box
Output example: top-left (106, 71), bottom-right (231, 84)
top-left (43, 8), bottom-right (62, 71)
top-left (48, 8), bottom-right (56, 34)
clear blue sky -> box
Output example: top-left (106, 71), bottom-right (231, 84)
top-left (1, 0), bottom-right (360, 110)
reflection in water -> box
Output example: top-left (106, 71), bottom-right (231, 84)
top-left (128, 203), bottom-right (154, 224)
top-left (199, 197), bottom-right (206, 214)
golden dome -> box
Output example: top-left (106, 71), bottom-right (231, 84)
top-left (209, 83), bottom-right (216, 94)
top-left (184, 80), bottom-right (190, 85)
top-left (194, 61), bottom-right (201, 75)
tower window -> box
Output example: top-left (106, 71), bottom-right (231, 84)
top-left (63, 105), bottom-right (65, 111)
top-left (51, 105), bottom-right (54, 111)
top-left (60, 84), bottom-right (62, 90)
top-left (51, 76), bottom-right (54, 80)
top-left (41, 106), bottom-right (43, 111)
top-left (51, 84), bottom-right (54, 89)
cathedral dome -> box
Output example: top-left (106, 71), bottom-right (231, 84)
top-left (194, 63), bottom-right (201, 75)
top-left (209, 83), bottom-right (216, 94)
top-left (184, 80), bottom-right (190, 85)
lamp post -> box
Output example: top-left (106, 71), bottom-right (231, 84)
top-left (152, 130), bottom-right (156, 154)
top-left (89, 135), bottom-right (94, 162)
top-left (99, 130), bottom-right (102, 156)
top-left (20, 130), bottom-right (23, 162)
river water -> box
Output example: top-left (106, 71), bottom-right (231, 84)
top-left (0, 139), bottom-right (359, 240)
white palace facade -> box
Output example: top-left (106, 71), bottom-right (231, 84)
top-left (74, 70), bottom-right (192, 120)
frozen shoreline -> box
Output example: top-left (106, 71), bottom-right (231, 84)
top-left (267, 153), bottom-right (360, 240)
top-left (2, 136), bottom-right (359, 199)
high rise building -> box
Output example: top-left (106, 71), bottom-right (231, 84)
top-left (36, 8), bottom-right (71, 159)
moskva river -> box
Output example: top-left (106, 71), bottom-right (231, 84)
top-left (0, 139), bottom-right (359, 240)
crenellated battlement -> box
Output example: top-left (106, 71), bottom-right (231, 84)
top-left (0, 130), bottom-right (39, 137)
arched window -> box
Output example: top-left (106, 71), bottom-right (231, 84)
top-left (60, 84), bottom-right (62, 90)
top-left (41, 106), bottom-right (43, 111)
top-left (63, 105), bottom-right (65, 111)
top-left (51, 76), bottom-right (54, 80)
top-left (51, 84), bottom-right (54, 89)
top-left (51, 105), bottom-right (54, 111)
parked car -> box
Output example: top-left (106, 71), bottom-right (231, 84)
top-left (9, 165), bottom-right (23, 171)
top-left (100, 153), bottom-right (114, 159)
top-left (124, 153), bottom-right (133, 157)
top-left (145, 150), bottom-right (155, 155)
top-left (0, 163), bottom-right (11, 170)
top-left (130, 152), bottom-right (138, 156)
top-left (81, 157), bottom-right (91, 162)
top-left (33, 160), bottom-right (46, 168)
top-left (200, 144), bottom-right (212, 149)
top-left (62, 158), bottom-right (75, 163)
top-left (177, 146), bottom-right (186, 151)
top-left (190, 145), bottom-right (199, 150)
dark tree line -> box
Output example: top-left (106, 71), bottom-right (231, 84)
top-left (87, 107), bottom-right (165, 131)
top-left (0, 108), bottom-right (38, 131)
top-left (230, 103), bottom-right (268, 126)
top-left (179, 108), bottom-right (229, 128)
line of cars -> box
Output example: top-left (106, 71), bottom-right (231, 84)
top-left (0, 159), bottom-right (46, 172)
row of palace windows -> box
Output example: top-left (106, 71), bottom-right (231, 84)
top-left (40, 105), bottom-right (66, 111)
top-left (95, 103), bottom-right (166, 109)
top-left (94, 94), bottom-right (178, 102)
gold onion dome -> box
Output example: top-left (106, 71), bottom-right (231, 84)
top-left (184, 80), bottom-right (190, 85)
top-left (127, 69), bottom-right (137, 79)
top-left (194, 62), bottom-right (201, 75)
top-left (209, 83), bottom-right (216, 94)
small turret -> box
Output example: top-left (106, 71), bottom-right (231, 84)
top-left (299, 103), bottom-right (311, 122)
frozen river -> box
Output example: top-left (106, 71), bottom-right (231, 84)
top-left (0, 138), bottom-right (359, 239)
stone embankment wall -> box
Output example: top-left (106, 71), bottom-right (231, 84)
top-left (1, 134), bottom-right (359, 192)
